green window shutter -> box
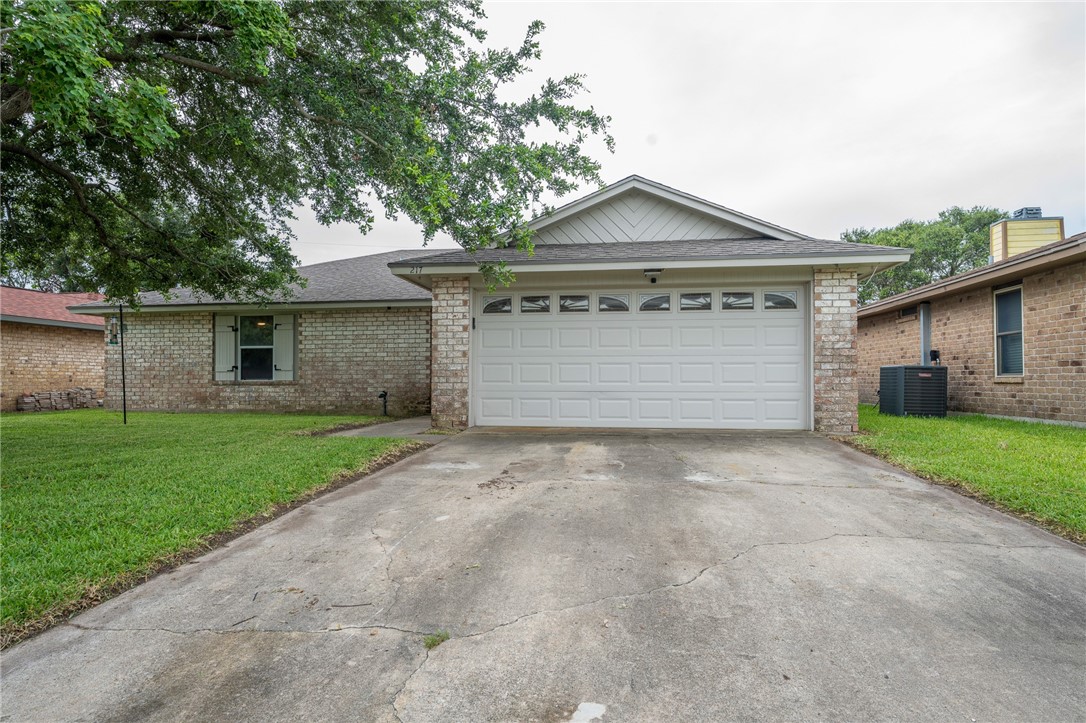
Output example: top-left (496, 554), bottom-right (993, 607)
top-left (273, 315), bottom-right (295, 380)
top-left (214, 314), bottom-right (238, 381)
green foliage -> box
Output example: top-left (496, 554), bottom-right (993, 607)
top-left (844, 206), bottom-right (1006, 304)
top-left (855, 405), bottom-right (1086, 542)
top-left (0, 410), bottom-right (413, 637)
top-left (0, 1), bottom-right (612, 303)
top-left (423, 630), bottom-right (451, 649)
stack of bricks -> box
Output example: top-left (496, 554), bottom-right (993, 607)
top-left (429, 276), bottom-right (471, 429)
top-left (813, 268), bottom-right (860, 433)
top-left (16, 387), bottom-right (99, 412)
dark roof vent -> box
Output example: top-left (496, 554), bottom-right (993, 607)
top-left (1012, 207), bottom-right (1042, 219)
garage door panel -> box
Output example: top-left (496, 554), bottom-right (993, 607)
top-left (480, 397), bottom-right (514, 420)
top-left (557, 327), bottom-right (592, 349)
top-left (557, 398), bottom-right (591, 420)
top-left (557, 363), bottom-right (591, 384)
top-left (678, 327), bottom-right (714, 348)
top-left (598, 363), bottom-right (632, 384)
top-left (473, 285), bottom-right (808, 429)
top-left (481, 328), bottom-right (514, 350)
top-left (764, 362), bottom-right (802, 386)
top-left (519, 328), bottom-right (552, 349)
top-left (721, 326), bottom-right (757, 349)
top-left (678, 363), bottom-right (714, 384)
top-left (721, 399), bottom-right (758, 422)
top-left (598, 327), bottom-right (632, 349)
top-left (480, 363), bottom-right (513, 384)
top-left (598, 398), bottom-right (633, 421)
top-left (764, 399), bottom-right (802, 422)
top-left (518, 363), bottom-right (552, 384)
top-left (763, 323), bottom-right (803, 349)
top-left (637, 363), bottom-right (672, 384)
top-left (518, 398), bottom-right (552, 419)
top-left (637, 327), bottom-right (673, 348)
top-left (678, 399), bottom-right (715, 421)
top-left (637, 399), bottom-right (673, 421)
top-left (720, 362), bottom-right (757, 385)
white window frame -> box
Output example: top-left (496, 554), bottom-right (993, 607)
top-left (993, 285), bottom-right (1024, 377)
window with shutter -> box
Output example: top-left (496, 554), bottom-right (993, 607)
top-left (214, 314), bottom-right (238, 381)
top-left (273, 315), bottom-right (295, 380)
top-left (214, 313), bottom-right (297, 382)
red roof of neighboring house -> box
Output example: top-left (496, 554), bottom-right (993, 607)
top-left (0, 286), bottom-right (105, 327)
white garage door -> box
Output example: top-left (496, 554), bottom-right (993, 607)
top-left (472, 286), bottom-right (808, 429)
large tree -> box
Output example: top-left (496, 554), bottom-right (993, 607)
top-left (844, 206), bottom-right (1006, 305)
top-left (0, 0), bottom-right (612, 303)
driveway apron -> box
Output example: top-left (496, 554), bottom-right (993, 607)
top-left (2, 430), bottom-right (1083, 722)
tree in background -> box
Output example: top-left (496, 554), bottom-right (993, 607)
top-left (845, 206), bottom-right (1006, 305)
top-left (1, 1), bottom-right (612, 303)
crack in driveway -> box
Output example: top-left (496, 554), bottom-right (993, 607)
top-left (64, 532), bottom-right (1063, 638)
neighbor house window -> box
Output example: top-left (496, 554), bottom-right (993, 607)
top-left (214, 314), bottom-right (295, 382)
top-left (994, 286), bottom-right (1023, 376)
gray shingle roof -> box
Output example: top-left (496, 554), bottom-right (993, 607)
top-left (392, 237), bottom-right (908, 267)
top-left (74, 249), bottom-right (434, 309)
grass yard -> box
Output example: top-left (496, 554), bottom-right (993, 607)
top-left (854, 405), bottom-right (1086, 543)
top-left (1, 410), bottom-right (419, 644)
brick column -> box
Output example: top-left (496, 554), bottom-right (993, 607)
top-left (430, 276), bottom-right (471, 429)
top-left (813, 268), bottom-right (859, 434)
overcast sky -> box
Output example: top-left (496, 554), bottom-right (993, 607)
top-left (289, 1), bottom-right (1086, 265)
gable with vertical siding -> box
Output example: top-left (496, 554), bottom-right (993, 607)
top-left (532, 189), bottom-right (761, 244)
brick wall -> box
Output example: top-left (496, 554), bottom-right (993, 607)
top-left (429, 276), bottom-right (471, 429)
top-left (813, 268), bottom-right (860, 434)
top-left (0, 321), bottom-right (104, 412)
top-left (857, 260), bottom-right (1085, 423)
top-left (104, 307), bottom-right (431, 416)
top-left (857, 312), bottom-right (920, 404)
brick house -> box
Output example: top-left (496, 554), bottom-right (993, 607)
top-left (71, 250), bottom-right (434, 417)
top-left (73, 176), bottom-right (912, 432)
top-left (0, 286), bottom-right (106, 412)
top-left (857, 230), bottom-right (1085, 424)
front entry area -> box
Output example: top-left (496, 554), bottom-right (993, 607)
top-left (471, 284), bottom-right (809, 429)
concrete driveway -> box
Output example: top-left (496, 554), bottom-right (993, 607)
top-left (3, 430), bottom-right (1083, 722)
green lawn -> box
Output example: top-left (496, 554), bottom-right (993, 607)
top-left (1, 410), bottom-right (416, 642)
top-left (854, 405), bottom-right (1086, 542)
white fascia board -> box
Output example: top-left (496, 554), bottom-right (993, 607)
top-left (526, 176), bottom-right (810, 241)
top-left (69, 299), bottom-right (432, 315)
top-left (391, 252), bottom-right (912, 278)
top-left (0, 314), bottom-right (104, 331)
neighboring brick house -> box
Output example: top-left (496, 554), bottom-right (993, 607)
top-left (857, 231), bottom-right (1085, 424)
top-left (0, 287), bottom-right (106, 412)
top-left (74, 176), bottom-right (913, 432)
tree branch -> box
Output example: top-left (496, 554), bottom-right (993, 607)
top-left (102, 50), bottom-right (266, 86)
top-left (289, 98), bottom-right (386, 151)
top-left (1, 142), bottom-right (109, 244)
